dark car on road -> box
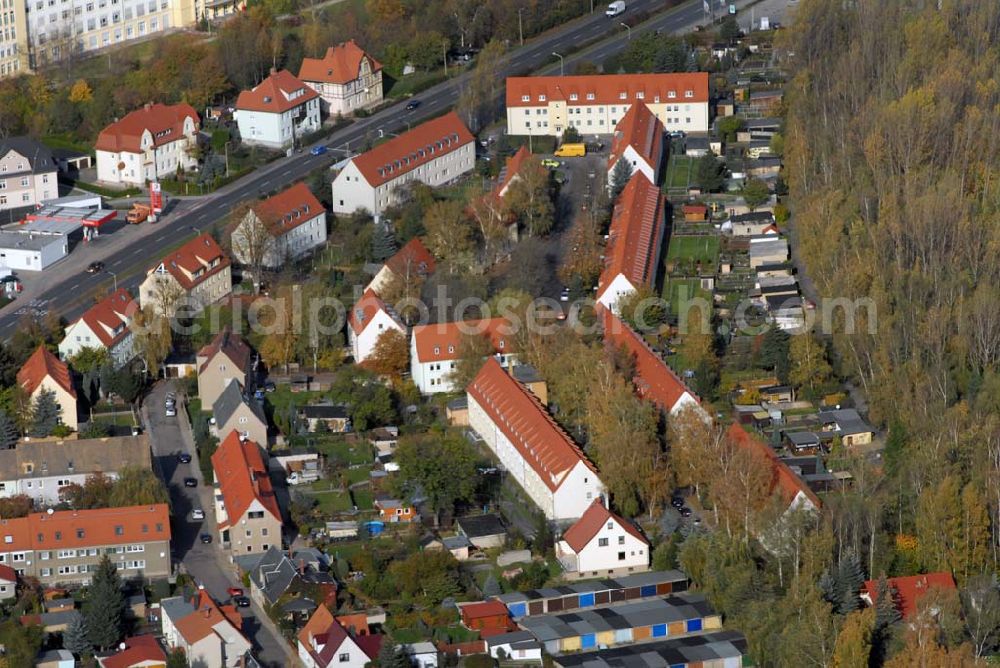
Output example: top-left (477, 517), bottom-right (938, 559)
top-left (200, 533), bottom-right (213, 544)
top-left (234, 596), bottom-right (251, 607)
top-left (405, 100), bottom-right (421, 111)
top-left (183, 477), bottom-right (197, 487)
top-left (310, 145), bottom-right (327, 156)
top-left (86, 262), bottom-right (105, 273)
top-left (177, 453), bottom-right (192, 463)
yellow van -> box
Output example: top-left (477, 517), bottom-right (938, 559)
top-left (554, 143), bottom-right (586, 157)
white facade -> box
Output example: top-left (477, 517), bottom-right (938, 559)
top-left (557, 521), bottom-right (649, 576)
top-left (349, 307), bottom-right (404, 364)
top-left (595, 273), bottom-right (636, 312)
top-left (410, 345), bottom-right (516, 395)
top-left (330, 141), bottom-right (475, 217)
top-left (95, 115), bottom-right (198, 186)
top-left (58, 320), bottom-right (135, 369)
top-left (467, 395), bottom-right (602, 521)
top-left (0, 471), bottom-right (121, 505)
top-left (231, 209), bottom-right (326, 269)
top-left (0, 231), bottom-right (67, 271)
top-left (298, 633), bottom-right (368, 668)
top-left (507, 100), bottom-right (708, 137)
top-left (608, 145), bottom-right (656, 187)
top-left (0, 146), bottom-right (56, 210)
top-left (236, 99), bottom-right (321, 150)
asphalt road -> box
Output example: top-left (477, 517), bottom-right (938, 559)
top-left (145, 381), bottom-right (295, 667)
top-left (0, 0), bottom-right (751, 339)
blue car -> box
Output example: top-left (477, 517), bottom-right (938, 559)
top-left (310, 145), bottom-right (327, 156)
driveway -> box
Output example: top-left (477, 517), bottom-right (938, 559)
top-left (145, 381), bottom-right (298, 667)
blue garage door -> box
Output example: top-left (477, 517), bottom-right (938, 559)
top-left (652, 624), bottom-right (667, 637)
top-left (578, 593), bottom-right (595, 607)
top-left (640, 585), bottom-right (657, 597)
top-left (686, 618), bottom-right (703, 633)
top-left (581, 634), bottom-right (597, 649)
top-left (509, 603), bottom-right (526, 618)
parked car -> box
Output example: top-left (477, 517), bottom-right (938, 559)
top-left (541, 158), bottom-right (561, 169)
top-left (263, 382), bottom-right (276, 393)
top-left (310, 145), bottom-right (327, 156)
top-left (183, 477), bottom-right (197, 488)
top-left (227, 587), bottom-right (244, 597)
top-left (680, 507), bottom-right (692, 518)
top-left (191, 509), bottom-right (205, 521)
top-left (234, 596), bottom-right (251, 608)
top-left (200, 533), bottom-right (212, 544)
top-left (86, 262), bottom-right (105, 274)
top-left (165, 406), bottom-right (177, 417)
top-left (177, 453), bottom-right (192, 464)
top-left (560, 287), bottom-right (570, 302)
top-left (671, 497), bottom-right (684, 508)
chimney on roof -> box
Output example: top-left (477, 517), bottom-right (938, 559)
top-left (270, 67), bottom-right (277, 75)
top-left (144, 102), bottom-right (152, 110)
top-left (203, 606), bottom-right (212, 618)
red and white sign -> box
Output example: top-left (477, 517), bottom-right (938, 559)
top-left (150, 181), bottom-right (164, 214)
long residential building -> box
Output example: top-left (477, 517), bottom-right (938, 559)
top-left (0, 504), bottom-right (171, 586)
top-left (505, 73), bottom-right (709, 137)
top-left (231, 182), bottom-right (327, 269)
top-left (211, 431), bottom-right (282, 558)
top-left (596, 173), bottom-right (667, 310)
top-left (607, 102), bottom-right (664, 186)
top-left (139, 232), bottom-right (231, 317)
top-left (0, 435), bottom-right (151, 505)
top-left (331, 111), bottom-right (474, 216)
top-left (410, 317), bottom-right (514, 394)
top-left (466, 357), bottom-right (603, 522)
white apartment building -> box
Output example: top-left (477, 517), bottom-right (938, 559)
top-left (26, 0), bottom-right (194, 68)
top-left (59, 287), bottom-right (137, 368)
top-left (466, 358), bottom-right (604, 522)
top-left (298, 39), bottom-right (383, 116)
top-left (505, 72), bottom-right (709, 137)
top-left (409, 317), bottom-right (514, 395)
top-left (0, 136), bottom-right (57, 210)
top-left (347, 288), bottom-right (405, 365)
top-left (95, 102), bottom-right (199, 186)
top-left (231, 182), bottom-right (327, 269)
top-left (556, 499), bottom-right (650, 579)
top-left (235, 68), bottom-right (321, 149)
top-left (330, 111), bottom-right (474, 216)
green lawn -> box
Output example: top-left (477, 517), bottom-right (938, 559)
top-left (299, 434), bottom-right (373, 467)
top-left (312, 490), bottom-right (355, 515)
top-left (666, 235), bottom-right (720, 265)
top-left (352, 489), bottom-right (374, 511)
top-left (664, 155), bottom-right (696, 190)
top-left (662, 278), bottom-right (713, 320)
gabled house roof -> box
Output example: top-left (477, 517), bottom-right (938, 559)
top-left (0, 563), bottom-right (16, 584)
top-left (248, 545), bottom-right (300, 605)
top-left (350, 112), bottom-right (474, 188)
top-left (0, 136), bottom-right (56, 175)
top-left (18, 345), bottom-right (76, 397)
top-left (347, 288), bottom-right (403, 336)
top-left (506, 73), bottom-right (709, 108)
top-left (600, 309), bottom-right (699, 414)
top-left (561, 499), bottom-right (647, 553)
top-left (69, 288), bottom-right (137, 349)
top-left (151, 233), bottom-right (230, 292)
top-left (598, 173), bottom-right (666, 299)
top-left (172, 590), bottom-right (245, 647)
top-left (95, 103), bottom-right (199, 154)
top-left (197, 326), bottom-right (252, 375)
top-left (861, 573), bottom-right (957, 620)
top-left (497, 146), bottom-right (532, 198)
top-left (0, 435), bottom-right (151, 482)
top-left (97, 634), bottom-right (166, 668)
top-left (210, 431), bottom-right (281, 529)
top-left (299, 604), bottom-right (377, 666)
top-left (298, 40), bottom-right (382, 84)
top-left (384, 237), bottom-right (436, 281)
top-left (725, 423), bottom-right (821, 510)
top-left (411, 317), bottom-right (511, 364)
top-left (0, 505), bottom-right (170, 553)
top-left (212, 380), bottom-right (267, 431)
top-left (466, 358), bottom-right (598, 492)
top-left (236, 69), bottom-right (319, 114)
top-left (608, 102), bottom-right (664, 173)
top-left (251, 183), bottom-right (325, 236)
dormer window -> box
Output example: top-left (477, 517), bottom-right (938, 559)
top-left (668, 91), bottom-right (676, 98)
top-left (538, 94), bottom-right (546, 102)
top-left (448, 345), bottom-right (454, 354)
top-left (433, 346), bottom-right (440, 355)
top-left (586, 92), bottom-right (595, 100)
top-left (569, 93), bottom-right (578, 101)
top-left (521, 95), bottom-right (529, 102)
top-left (499, 340), bottom-right (505, 349)
top-left (618, 92), bottom-right (627, 100)
top-left (654, 95), bottom-right (660, 103)
top-left (685, 90), bottom-right (694, 98)
top-left (636, 92), bottom-right (644, 99)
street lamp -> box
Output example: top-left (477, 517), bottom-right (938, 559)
top-left (620, 22), bottom-right (631, 40)
top-left (552, 51), bottom-right (565, 75)
top-left (106, 269), bottom-right (117, 292)
top-left (518, 7), bottom-right (524, 46)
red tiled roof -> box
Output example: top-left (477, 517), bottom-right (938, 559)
top-left (497, 146), bottom-right (533, 198)
top-left (355, 634), bottom-right (383, 660)
top-left (211, 432), bottom-right (281, 529)
top-left (561, 499), bottom-right (647, 553)
top-left (682, 204), bottom-right (708, 216)
top-left (17, 345), bottom-right (76, 398)
top-left (348, 288), bottom-right (402, 335)
top-left (72, 288), bottom-right (137, 349)
top-left (466, 358), bottom-right (598, 492)
top-left (350, 112), bottom-right (474, 188)
top-left (98, 635), bottom-right (166, 668)
top-left (598, 173), bottom-right (666, 299)
top-left (299, 605), bottom-right (363, 665)
top-left (251, 183), bottom-right (325, 236)
top-left (0, 563), bottom-right (16, 583)
top-left (152, 233), bottom-right (230, 292)
top-left (175, 590), bottom-right (244, 645)
top-left (197, 326), bottom-right (252, 375)
top-left (384, 237), bottom-right (436, 280)
top-left (411, 317), bottom-right (511, 363)
top-left (299, 40), bottom-right (382, 84)
top-left (506, 73), bottom-right (710, 108)
top-left (862, 573), bottom-right (957, 620)
top-left (608, 102), bottom-right (664, 173)
top-left (726, 423), bottom-right (821, 509)
top-left (461, 600), bottom-right (510, 621)
top-left (0, 505), bottom-right (170, 553)
top-left (95, 103), bottom-right (199, 154)
top-left (237, 69), bottom-right (319, 114)
top-left (601, 309), bottom-right (698, 413)
top-left (437, 640), bottom-right (487, 656)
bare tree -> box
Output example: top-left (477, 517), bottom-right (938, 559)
top-left (229, 201), bottom-right (276, 294)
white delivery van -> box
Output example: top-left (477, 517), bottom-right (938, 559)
top-left (606, 1), bottom-right (625, 17)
